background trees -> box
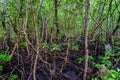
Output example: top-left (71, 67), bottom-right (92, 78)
top-left (0, 0), bottom-right (120, 44)
top-left (0, 0), bottom-right (120, 80)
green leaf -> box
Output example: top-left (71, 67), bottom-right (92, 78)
top-left (10, 74), bottom-right (18, 80)
top-left (102, 60), bottom-right (111, 67)
top-left (88, 55), bottom-right (94, 61)
top-left (71, 43), bottom-right (79, 50)
top-left (51, 44), bottom-right (61, 52)
top-left (116, 67), bottom-right (120, 72)
top-left (109, 70), bottom-right (119, 78)
top-left (95, 64), bottom-right (103, 68)
top-left (0, 53), bottom-right (11, 62)
top-left (91, 77), bottom-right (98, 80)
top-left (77, 57), bottom-right (84, 63)
top-left (0, 65), bottom-right (4, 71)
top-left (42, 42), bottom-right (49, 49)
top-left (98, 56), bottom-right (104, 60)
top-left (20, 41), bottom-right (27, 47)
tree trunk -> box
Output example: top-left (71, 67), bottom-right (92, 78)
top-left (54, 0), bottom-right (59, 38)
top-left (83, 0), bottom-right (90, 80)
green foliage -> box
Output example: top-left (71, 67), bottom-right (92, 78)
top-left (42, 42), bottom-right (49, 49)
top-left (77, 57), bottom-right (84, 63)
top-left (97, 56), bottom-right (111, 67)
top-left (95, 63), bottom-right (102, 68)
top-left (88, 69), bottom-right (120, 80)
top-left (114, 41), bottom-right (120, 46)
top-left (97, 49), bottom-right (113, 67)
top-left (87, 77), bottom-right (99, 80)
top-left (105, 50), bottom-right (114, 59)
top-left (0, 31), bottom-right (5, 40)
top-left (77, 55), bottom-right (95, 67)
top-left (94, 48), bottom-right (120, 79)
top-left (101, 60), bottom-right (111, 67)
top-left (9, 74), bottom-right (18, 80)
top-left (51, 44), bottom-right (61, 52)
top-left (109, 70), bottom-right (119, 78)
top-left (0, 0), bottom-right (120, 79)
top-left (114, 46), bottom-right (120, 56)
top-left (91, 77), bottom-right (98, 80)
top-left (70, 43), bottom-right (79, 50)
top-left (0, 53), bottom-right (11, 62)
top-left (77, 55), bottom-right (94, 64)
top-left (98, 56), bottom-right (104, 60)
top-left (0, 2), bottom-right (3, 7)
top-left (0, 53), bottom-right (18, 80)
top-left (103, 70), bottom-right (119, 80)
top-left (0, 53), bottom-right (11, 73)
top-left (0, 65), bottom-right (4, 71)
top-left (20, 41), bottom-right (27, 47)
top-left (88, 55), bottom-right (94, 61)
top-left (88, 55), bottom-right (97, 67)
top-left (116, 67), bottom-right (120, 72)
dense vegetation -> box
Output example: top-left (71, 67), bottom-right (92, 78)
top-left (0, 0), bottom-right (120, 80)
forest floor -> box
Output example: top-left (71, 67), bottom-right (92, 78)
top-left (0, 41), bottom-right (119, 80)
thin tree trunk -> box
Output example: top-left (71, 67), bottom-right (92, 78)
top-left (54, 0), bottom-right (59, 38)
top-left (30, 0), bottom-right (40, 80)
top-left (83, 0), bottom-right (90, 80)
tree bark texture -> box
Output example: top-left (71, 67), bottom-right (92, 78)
top-left (83, 0), bottom-right (90, 80)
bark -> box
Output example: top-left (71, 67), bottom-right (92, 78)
top-left (83, 0), bottom-right (90, 80)
top-left (54, 0), bottom-right (59, 38)
top-left (30, 0), bottom-right (40, 80)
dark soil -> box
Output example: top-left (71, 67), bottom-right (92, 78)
top-left (0, 41), bottom-right (119, 80)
